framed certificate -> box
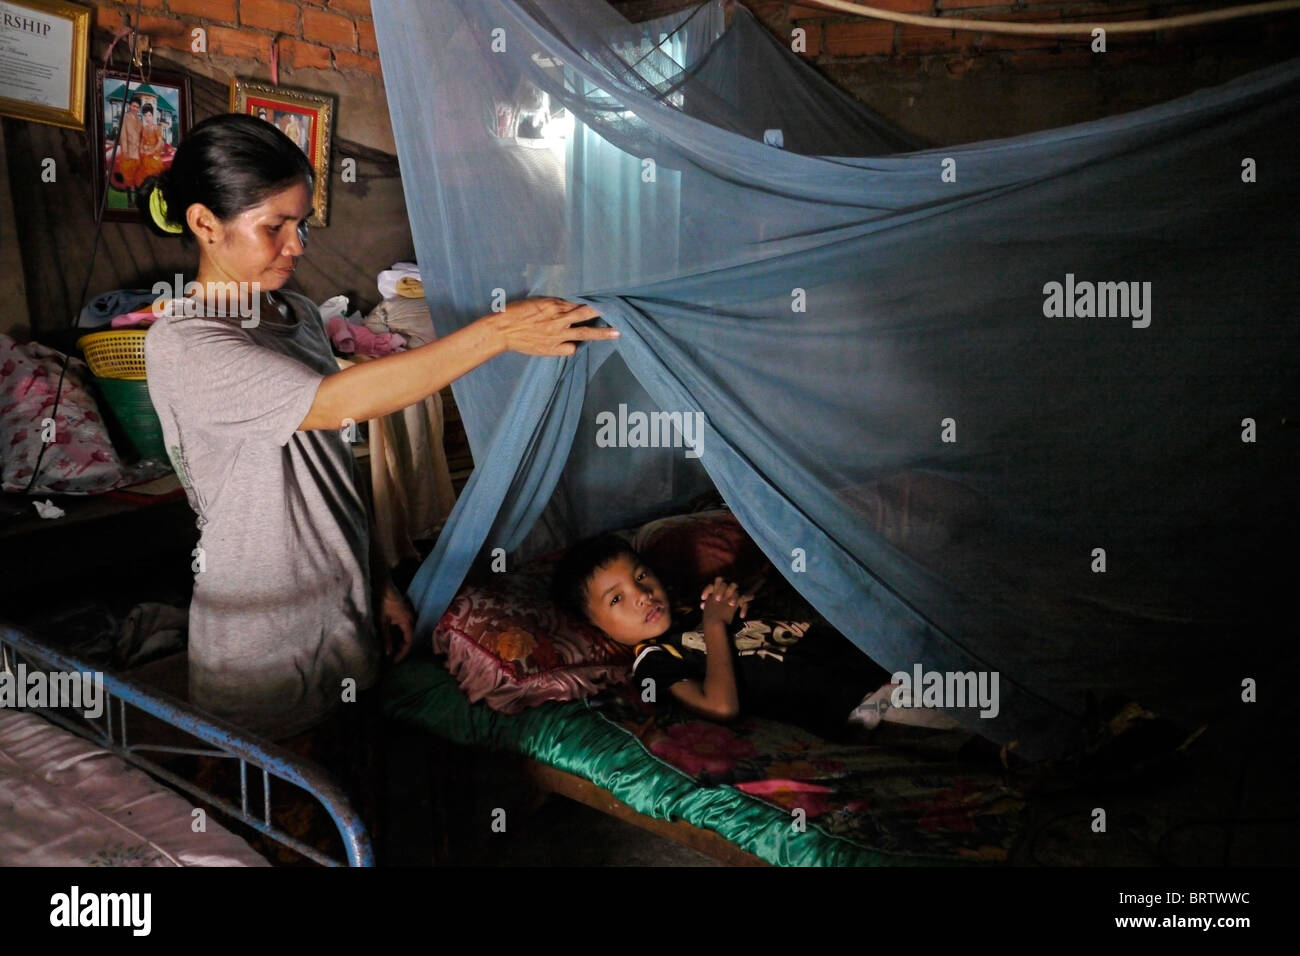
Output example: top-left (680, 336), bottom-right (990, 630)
top-left (230, 78), bottom-right (335, 227)
top-left (0, 0), bottom-right (90, 129)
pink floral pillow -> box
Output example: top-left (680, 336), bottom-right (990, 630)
top-left (0, 335), bottom-right (126, 494)
top-left (433, 563), bottom-right (632, 714)
top-left (434, 510), bottom-right (774, 713)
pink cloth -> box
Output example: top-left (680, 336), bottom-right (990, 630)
top-left (110, 307), bottom-right (160, 329)
top-left (327, 316), bottom-right (406, 357)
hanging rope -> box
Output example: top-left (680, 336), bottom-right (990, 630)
top-left (270, 32), bottom-right (282, 86)
top-left (102, 26), bottom-right (132, 69)
top-left (794, 0), bottom-right (1300, 36)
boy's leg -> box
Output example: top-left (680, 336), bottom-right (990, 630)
top-left (797, 628), bottom-right (967, 733)
top-left (779, 654), bottom-right (892, 741)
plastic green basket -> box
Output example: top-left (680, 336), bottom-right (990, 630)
top-left (94, 376), bottom-right (167, 461)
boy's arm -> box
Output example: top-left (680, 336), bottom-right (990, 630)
top-left (667, 578), bottom-right (743, 721)
top-left (668, 619), bottom-right (740, 720)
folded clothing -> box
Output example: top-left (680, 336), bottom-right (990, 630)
top-left (78, 289), bottom-right (159, 330)
top-left (327, 316), bottom-right (406, 357)
top-left (109, 307), bottom-right (160, 329)
top-left (377, 261), bottom-right (420, 300)
top-left (395, 276), bottom-right (425, 298)
top-left (364, 296), bottom-right (435, 349)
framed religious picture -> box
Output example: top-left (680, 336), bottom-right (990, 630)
top-left (93, 67), bottom-right (191, 222)
top-left (230, 78), bottom-right (334, 227)
top-left (0, 0), bottom-right (91, 129)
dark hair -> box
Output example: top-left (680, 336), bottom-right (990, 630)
top-left (550, 534), bottom-right (640, 622)
top-left (142, 103), bottom-right (153, 115)
top-left (137, 112), bottom-right (314, 241)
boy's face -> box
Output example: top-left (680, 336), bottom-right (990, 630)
top-left (585, 554), bottom-right (672, 646)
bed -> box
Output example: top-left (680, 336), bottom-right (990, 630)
top-left (0, 622), bottom-right (373, 867)
top-left (382, 506), bottom-right (1028, 867)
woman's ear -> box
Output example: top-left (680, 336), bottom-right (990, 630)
top-left (186, 202), bottom-right (221, 245)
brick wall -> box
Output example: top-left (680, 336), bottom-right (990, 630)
top-left (616, 0), bottom-right (1299, 64)
top-left (92, 0), bottom-right (379, 77)
top-left (85, 0), bottom-right (394, 150)
top-left (612, 0), bottom-right (1300, 143)
top-left (769, 0), bottom-right (1297, 65)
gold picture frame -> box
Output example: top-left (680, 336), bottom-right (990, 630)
top-left (0, 0), bottom-right (91, 129)
top-left (230, 78), bottom-right (335, 227)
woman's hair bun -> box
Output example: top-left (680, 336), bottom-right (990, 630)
top-left (137, 174), bottom-right (183, 237)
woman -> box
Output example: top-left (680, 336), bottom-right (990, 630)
top-left (138, 103), bottom-right (166, 182)
top-left (139, 114), bottom-right (615, 743)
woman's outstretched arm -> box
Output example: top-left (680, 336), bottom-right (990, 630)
top-left (299, 298), bottom-right (614, 430)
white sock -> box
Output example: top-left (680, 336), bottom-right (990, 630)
top-left (846, 682), bottom-right (965, 731)
top-left (845, 682), bottom-right (898, 731)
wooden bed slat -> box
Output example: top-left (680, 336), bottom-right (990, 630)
top-left (521, 759), bottom-right (768, 867)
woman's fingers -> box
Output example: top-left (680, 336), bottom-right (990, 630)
top-left (530, 298), bottom-right (598, 324)
top-left (564, 324), bottom-right (620, 341)
top-left (497, 298), bottom-right (616, 356)
top-left (555, 302), bottom-right (600, 323)
top-left (550, 303), bottom-right (616, 341)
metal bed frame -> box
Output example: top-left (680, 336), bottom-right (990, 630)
top-left (0, 621), bottom-right (373, 867)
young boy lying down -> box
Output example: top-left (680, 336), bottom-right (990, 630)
top-left (552, 534), bottom-right (961, 742)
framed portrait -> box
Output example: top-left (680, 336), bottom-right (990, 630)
top-left (0, 0), bottom-right (91, 129)
top-left (92, 67), bottom-right (192, 222)
top-left (230, 78), bottom-right (335, 227)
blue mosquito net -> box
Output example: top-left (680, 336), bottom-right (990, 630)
top-left (372, 0), bottom-right (1300, 760)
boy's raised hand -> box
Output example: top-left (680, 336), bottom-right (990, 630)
top-left (701, 577), bottom-right (748, 626)
top-left (701, 577), bottom-right (755, 621)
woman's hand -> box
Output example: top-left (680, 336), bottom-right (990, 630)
top-left (481, 298), bottom-right (617, 357)
top-left (379, 580), bottom-right (416, 663)
top-left (303, 298), bottom-right (616, 431)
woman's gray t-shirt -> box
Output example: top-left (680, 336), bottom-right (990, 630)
top-left (144, 289), bottom-right (379, 739)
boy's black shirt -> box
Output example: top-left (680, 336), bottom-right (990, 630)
top-left (631, 615), bottom-right (891, 740)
